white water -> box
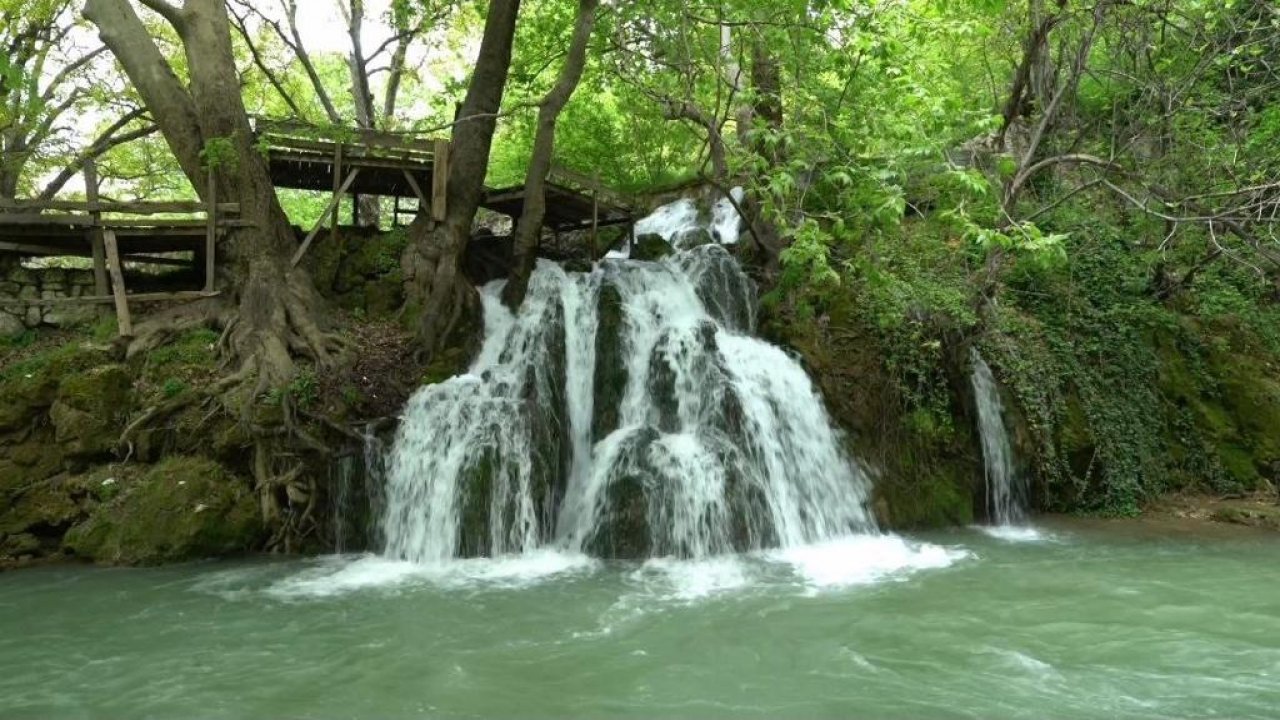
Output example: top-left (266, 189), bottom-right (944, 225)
top-left (381, 198), bottom-right (896, 564)
top-left (970, 349), bottom-right (1029, 526)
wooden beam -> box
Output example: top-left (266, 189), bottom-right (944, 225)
top-left (0, 242), bottom-right (194, 267)
top-left (431, 139), bottom-right (449, 221)
top-left (0, 199), bottom-right (240, 215)
top-left (0, 290), bottom-right (219, 307)
top-left (291, 168), bottom-right (361, 267)
top-left (83, 159), bottom-right (110, 297)
top-left (205, 166), bottom-right (217, 293)
top-left (402, 170), bottom-right (428, 207)
top-left (103, 229), bottom-right (132, 337)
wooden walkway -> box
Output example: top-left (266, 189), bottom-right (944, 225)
top-left (2, 123), bottom-right (638, 335)
top-left (254, 119), bottom-right (635, 243)
top-left (0, 161), bottom-right (236, 335)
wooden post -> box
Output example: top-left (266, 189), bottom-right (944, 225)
top-left (431, 139), bottom-right (449, 222)
top-left (392, 195), bottom-right (401, 228)
top-left (352, 193), bottom-right (361, 226)
top-left (83, 159), bottom-right (109, 296)
top-left (331, 142), bottom-right (344, 245)
top-left (204, 166), bottom-right (217, 292)
top-left (102, 229), bottom-right (132, 337)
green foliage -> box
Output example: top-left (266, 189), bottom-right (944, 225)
top-left (0, 329), bottom-right (37, 350)
top-left (161, 378), bottom-right (187, 399)
top-left (147, 329), bottom-right (219, 369)
top-left (199, 136), bottom-right (239, 173)
top-left (261, 370), bottom-right (319, 409)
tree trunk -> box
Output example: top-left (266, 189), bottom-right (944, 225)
top-left (502, 0), bottom-right (598, 309)
top-left (401, 0), bottom-right (522, 359)
top-left (85, 0), bottom-right (340, 393)
top-left (345, 0), bottom-right (383, 227)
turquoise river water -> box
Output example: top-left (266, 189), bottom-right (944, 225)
top-left (2, 518), bottom-right (1278, 719)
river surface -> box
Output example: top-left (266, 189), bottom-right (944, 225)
top-left (2, 518), bottom-right (1278, 719)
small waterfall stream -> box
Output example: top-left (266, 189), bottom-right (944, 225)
top-left (381, 198), bottom-right (875, 563)
top-left (970, 349), bottom-right (1028, 525)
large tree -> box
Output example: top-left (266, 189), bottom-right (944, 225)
top-left (400, 0), bottom-right (521, 359)
top-left (83, 0), bottom-right (343, 394)
top-left (0, 0), bottom-right (153, 202)
top-left (502, 0), bottom-right (598, 309)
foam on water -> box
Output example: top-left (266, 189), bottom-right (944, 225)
top-left (976, 524), bottom-right (1052, 543)
top-left (630, 556), bottom-right (754, 601)
top-left (264, 550), bottom-right (599, 599)
top-left (766, 535), bottom-right (972, 592)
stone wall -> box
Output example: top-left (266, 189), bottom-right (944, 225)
top-left (0, 266), bottom-right (100, 336)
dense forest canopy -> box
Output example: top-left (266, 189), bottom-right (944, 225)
top-left (2, 0), bottom-right (1278, 518)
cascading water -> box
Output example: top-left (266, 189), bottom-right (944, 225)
top-left (332, 424), bottom-right (386, 553)
top-left (381, 197), bottom-right (876, 563)
top-left (970, 349), bottom-right (1028, 525)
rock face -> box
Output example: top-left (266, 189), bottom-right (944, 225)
top-left (64, 457), bottom-right (262, 565)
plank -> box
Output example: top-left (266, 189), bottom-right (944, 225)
top-left (102, 229), bottom-right (132, 337)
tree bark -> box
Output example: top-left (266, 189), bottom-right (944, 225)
top-left (502, 0), bottom-right (598, 309)
top-left (85, 0), bottom-right (341, 394)
top-left (400, 0), bottom-right (522, 359)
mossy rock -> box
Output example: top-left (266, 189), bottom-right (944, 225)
top-left (365, 272), bottom-right (404, 317)
top-left (0, 473), bottom-right (90, 537)
top-left (0, 343), bottom-right (113, 432)
top-left (421, 345), bottom-right (471, 386)
top-left (0, 436), bottom-right (65, 499)
top-left (50, 364), bottom-right (133, 460)
top-left (631, 233), bottom-right (674, 262)
top-left (874, 462), bottom-right (975, 530)
top-left (591, 279), bottom-right (628, 441)
top-left (64, 457), bottom-right (263, 565)
top-left (673, 227), bottom-right (714, 248)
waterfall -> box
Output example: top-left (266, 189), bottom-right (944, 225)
top-left (332, 424), bottom-right (386, 553)
top-left (970, 350), bottom-right (1027, 525)
top-left (381, 198), bottom-right (875, 563)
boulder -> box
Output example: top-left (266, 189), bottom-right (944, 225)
top-left (0, 311), bottom-right (24, 338)
top-left (631, 233), bottom-right (674, 262)
top-left (64, 457), bottom-right (263, 565)
top-left (50, 365), bottom-right (132, 461)
top-left (673, 227), bottom-right (714, 249)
